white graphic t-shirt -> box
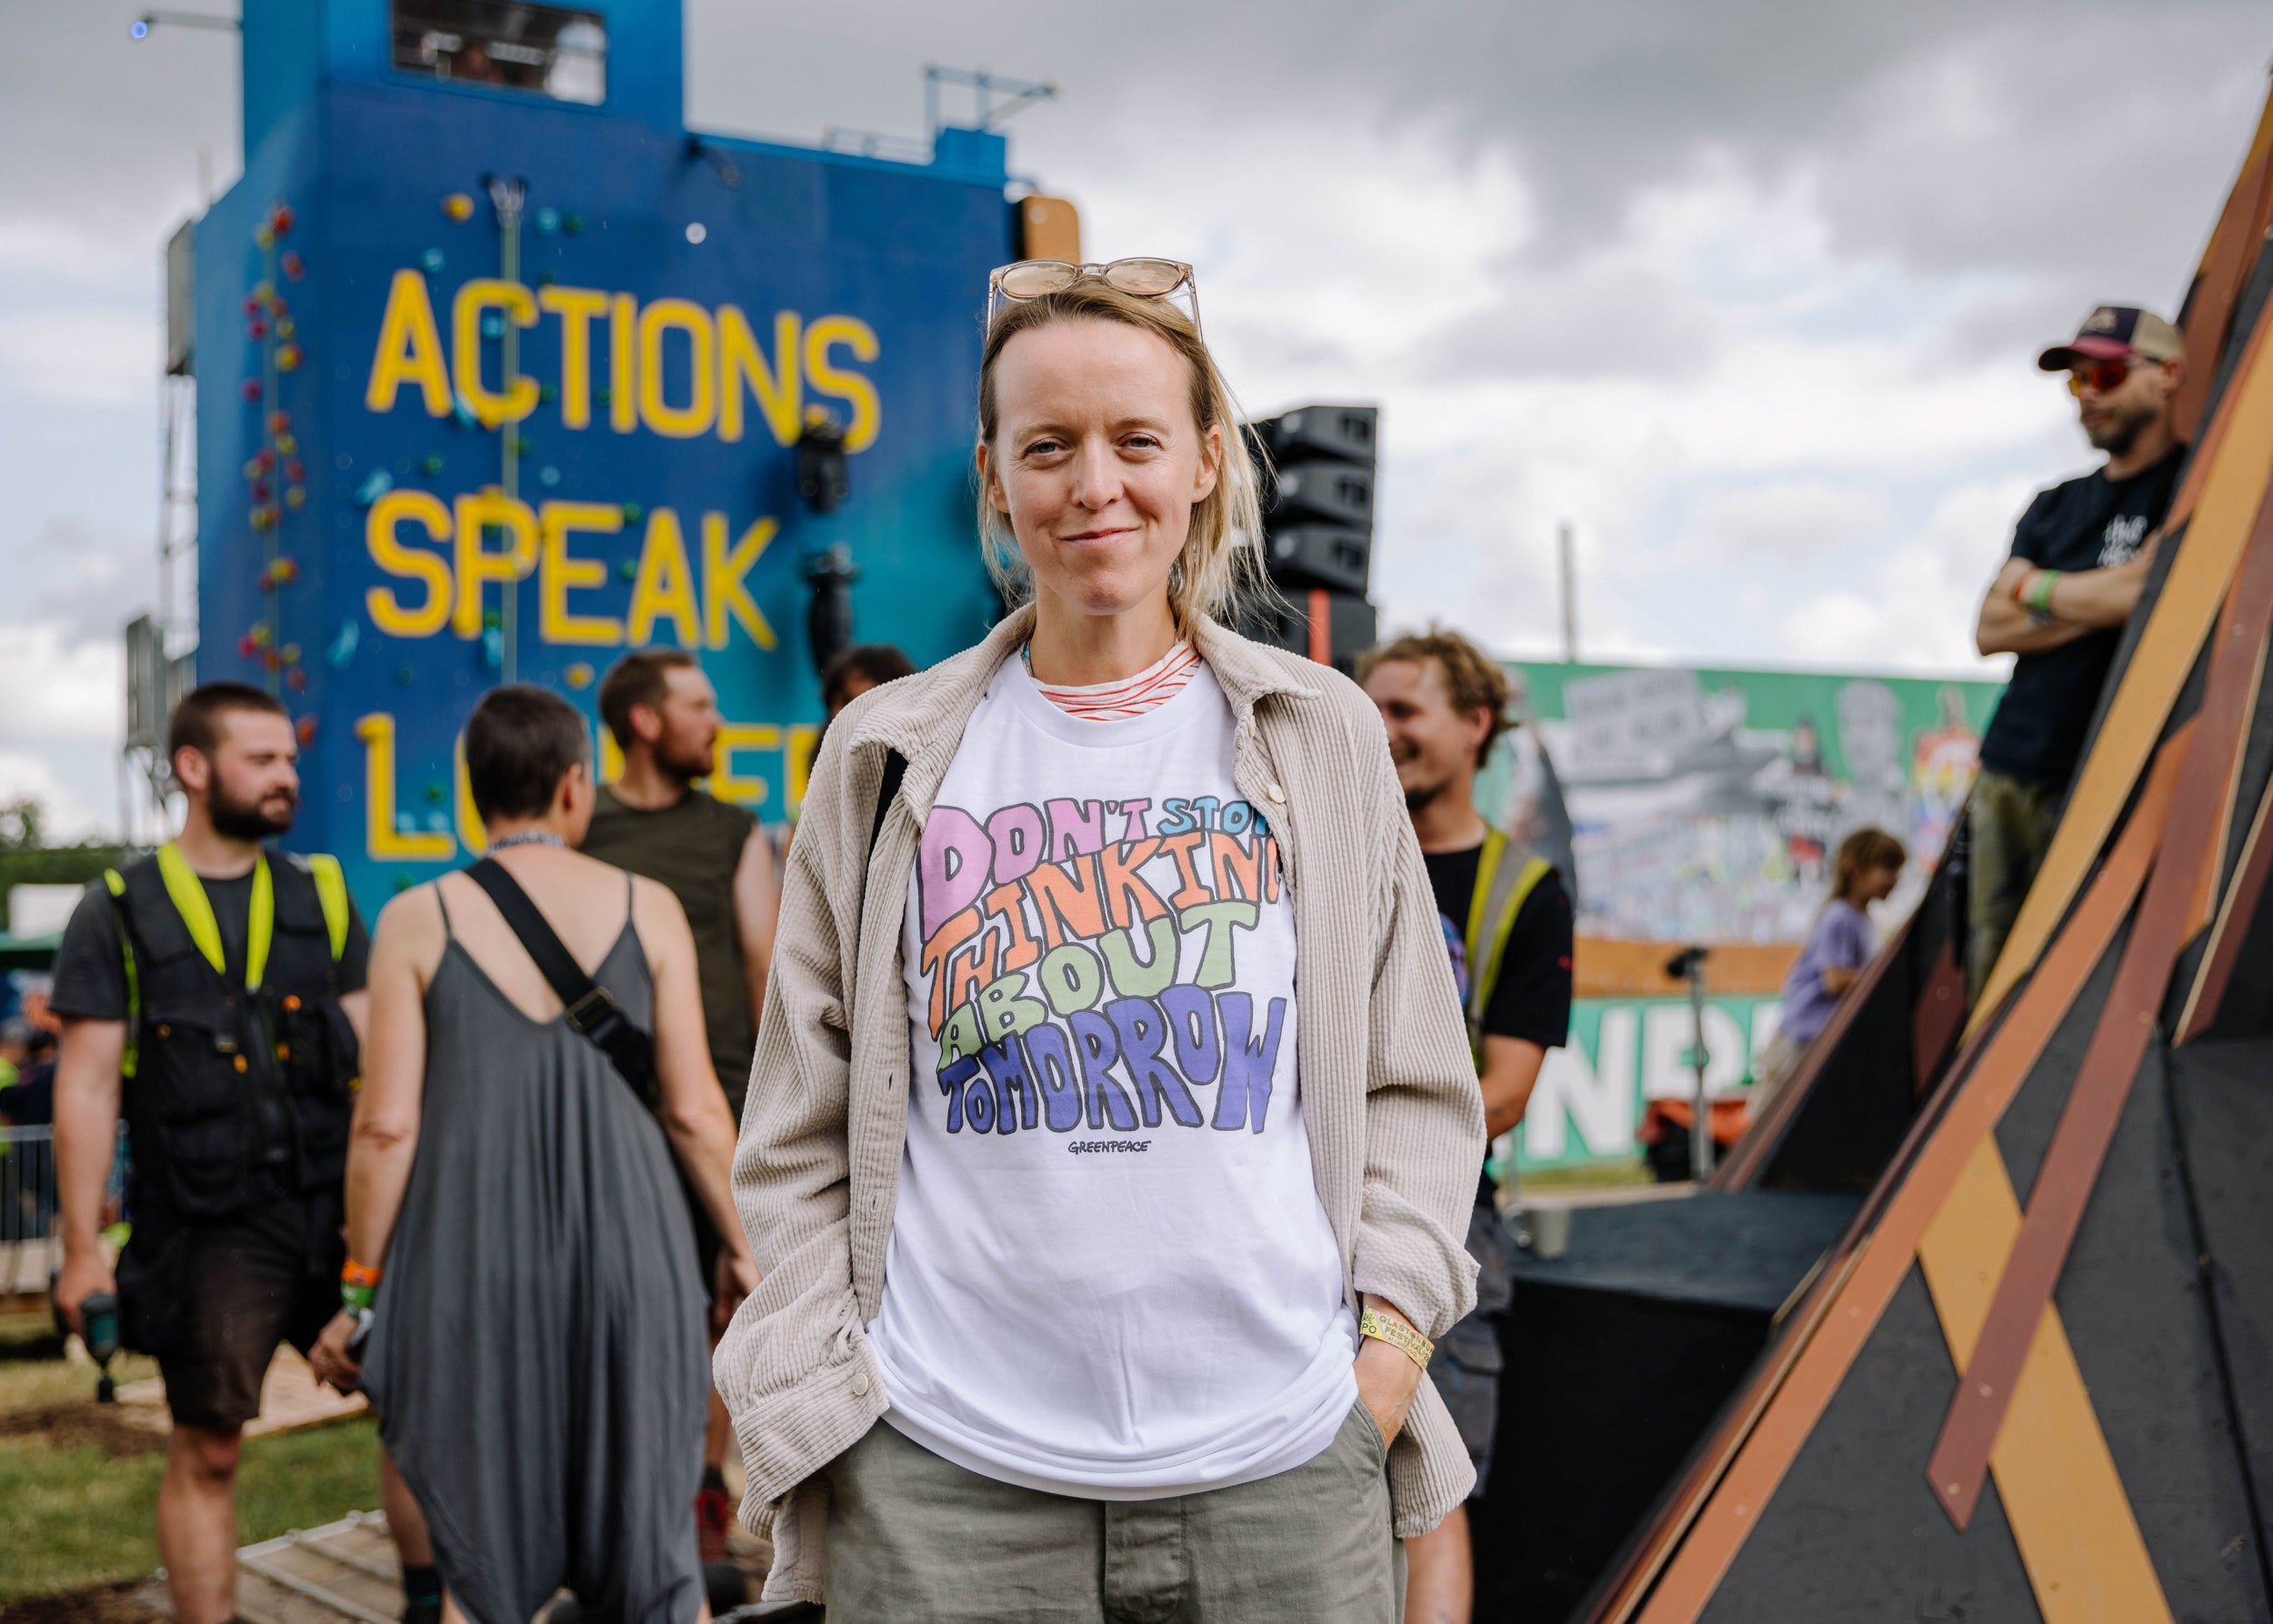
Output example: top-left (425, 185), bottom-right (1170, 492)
top-left (866, 654), bottom-right (1357, 1498)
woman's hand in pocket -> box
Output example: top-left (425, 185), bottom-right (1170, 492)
top-left (1354, 1296), bottom-right (1425, 1448)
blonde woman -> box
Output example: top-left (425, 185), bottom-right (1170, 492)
top-left (716, 261), bottom-right (1484, 1622)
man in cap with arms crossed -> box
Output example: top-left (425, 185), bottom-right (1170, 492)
top-left (1969, 306), bottom-right (2188, 997)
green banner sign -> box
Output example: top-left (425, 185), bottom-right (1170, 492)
top-left (1478, 659), bottom-right (2005, 944)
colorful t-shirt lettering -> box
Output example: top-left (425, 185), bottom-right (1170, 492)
top-left (866, 655), bottom-right (1357, 1498)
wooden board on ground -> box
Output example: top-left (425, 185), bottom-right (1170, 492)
top-left (232, 1515), bottom-right (402, 1624)
top-left (125, 1515), bottom-right (401, 1624)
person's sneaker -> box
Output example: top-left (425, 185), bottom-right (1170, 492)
top-left (696, 1484), bottom-right (736, 1567)
top-left (401, 1600), bottom-right (443, 1624)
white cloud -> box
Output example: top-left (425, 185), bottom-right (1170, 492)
top-left (0, 622), bottom-right (124, 745)
top-left (1773, 478), bottom-right (2040, 671)
top-left (1686, 479), bottom-right (1893, 565)
top-left (0, 621), bottom-right (129, 843)
top-left (0, 307), bottom-right (159, 408)
top-left (0, 216), bottom-right (155, 286)
top-left (0, 749), bottom-right (104, 842)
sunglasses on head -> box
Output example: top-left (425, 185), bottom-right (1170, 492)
top-left (986, 257), bottom-right (1199, 329)
top-left (2067, 354), bottom-right (2162, 395)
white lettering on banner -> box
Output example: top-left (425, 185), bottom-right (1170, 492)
top-left (1516, 996), bottom-right (1788, 1169)
top-left (1640, 1004), bottom-right (1749, 1100)
top-left (1525, 1007), bottom-right (1637, 1160)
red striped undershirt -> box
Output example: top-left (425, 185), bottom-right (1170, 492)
top-left (1026, 640), bottom-right (1201, 721)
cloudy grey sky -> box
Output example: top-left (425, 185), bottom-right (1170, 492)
top-left (2, 0), bottom-right (2268, 835)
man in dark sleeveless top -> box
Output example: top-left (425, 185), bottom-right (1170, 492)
top-left (582, 648), bottom-right (779, 1557)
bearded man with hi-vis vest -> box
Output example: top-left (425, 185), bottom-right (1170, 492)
top-left (1361, 631), bottom-right (1575, 1624)
top-left (51, 683), bottom-right (437, 1624)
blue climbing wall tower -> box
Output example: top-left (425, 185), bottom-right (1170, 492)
top-left (197, 0), bottom-right (1016, 907)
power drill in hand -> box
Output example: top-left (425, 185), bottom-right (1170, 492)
top-left (78, 1293), bottom-right (120, 1404)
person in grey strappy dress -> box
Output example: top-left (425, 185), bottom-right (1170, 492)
top-left (313, 687), bottom-right (757, 1624)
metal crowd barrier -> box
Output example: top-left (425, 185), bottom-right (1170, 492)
top-left (0, 1124), bottom-right (128, 1298)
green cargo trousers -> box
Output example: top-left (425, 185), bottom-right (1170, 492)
top-left (1968, 768), bottom-right (2066, 1001)
top-left (821, 1403), bottom-right (1403, 1623)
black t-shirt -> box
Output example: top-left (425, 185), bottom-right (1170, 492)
top-left (1423, 843), bottom-right (1575, 1204)
top-left (50, 866), bottom-right (371, 1022)
top-left (1978, 446), bottom-right (2186, 786)
top-left (1423, 846), bottom-right (1575, 1049)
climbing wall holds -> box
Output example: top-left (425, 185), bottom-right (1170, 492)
top-left (443, 193), bottom-right (476, 222)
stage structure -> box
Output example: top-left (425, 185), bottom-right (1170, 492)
top-left (175, 0), bottom-right (1074, 911)
top-left (1479, 71), bottom-right (2273, 1624)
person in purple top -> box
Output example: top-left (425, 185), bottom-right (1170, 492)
top-left (1753, 827), bottom-right (1907, 1112)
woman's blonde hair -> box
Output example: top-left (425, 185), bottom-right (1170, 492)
top-left (976, 278), bottom-right (1272, 628)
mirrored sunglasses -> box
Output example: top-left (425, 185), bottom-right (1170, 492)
top-left (2067, 355), bottom-right (2154, 396)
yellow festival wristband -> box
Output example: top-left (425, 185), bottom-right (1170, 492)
top-left (1358, 1308), bottom-right (1433, 1370)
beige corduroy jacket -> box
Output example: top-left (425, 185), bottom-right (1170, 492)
top-left (716, 606), bottom-right (1486, 1606)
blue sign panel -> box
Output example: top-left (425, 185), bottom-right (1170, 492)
top-left (197, 0), bottom-right (1014, 911)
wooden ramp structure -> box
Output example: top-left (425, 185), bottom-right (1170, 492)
top-left (231, 1515), bottom-right (406, 1624)
top-left (1490, 68), bottom-right (2273, 1624)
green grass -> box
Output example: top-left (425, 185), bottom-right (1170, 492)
top-left (0, 1308), bottom-right (385, 1609)
top-left (0, 1416), bottom-right (382, 1603)
top-left (1521, 1158), bottom-right (1654, 1190)
top-left (0, 1310), bottom-right (159, 1418)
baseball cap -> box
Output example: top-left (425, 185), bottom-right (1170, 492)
top-left (2038, 306), bottom-right (2184, 371)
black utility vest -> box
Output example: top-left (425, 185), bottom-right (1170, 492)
top-left (105, 849), bottom-right (359, 1220)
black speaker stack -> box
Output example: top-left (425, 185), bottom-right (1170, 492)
top-left (1244, 403), bottom-right (1379, 673)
